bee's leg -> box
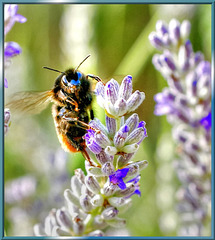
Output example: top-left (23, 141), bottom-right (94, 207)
top-left (87, 74), bottom-right (105, 85)
top-left (60, 116), bottom-right (98, 167)
top-left (65, 97), bottom-right (79, 112)
top-left (58, 90), bottom-right (79, 111)
top-left (62, 116), bottom-right (100, 133)
top-left (90, 109), bottom-right (94, 120)
top-left (81, 148), bottom-right (97, 167)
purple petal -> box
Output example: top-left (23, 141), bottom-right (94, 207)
top-left (14, 14), bottom-right (27, 23)
top-left (109, 175), bottom-right (118, 184)
top-left (95, 82), bottom-right (105, 97)
top-left (84, 129), bottom-right (95, 141)
top-left (164, 56), bottom-right (176, 71)
top-left (134, 189), bottom-right (141, 196)
top-left (119, 75), bottom-right (133, 100)
top-left (197, 61), bottom-right (211, 75)
top-left (127, 175), bottom-right (141, 184)
top-left (185, 40), bottom-right (193, 57)
top-left (194, 52), bottom-right (204, 65)
top-left (156, 20), bottom-right (168, 35)
top-left (138, 121), bottom-right (145, 129)
top-left (4, 42), bottom-right (22, 58)
top-left (117, 180), bottom-right (127, 190)
top-left (200, 112), bottom-right (211, 131)
top-left (4, 78), bottom-right (8, 88)
top-left (148, 32), bottom-right (164, 50)
top-left (121, 125), bottom-right (129, 133)
top-left (86, 139), bottom-right (102, 154)
top-left (105, 116), bottom-right (116, 136)
top-left (105, 81), bottom-right (118, 104)
top-left (5, 5), bottom-right (18, 17)
top-left (117, 168), bottom-right (129, 178)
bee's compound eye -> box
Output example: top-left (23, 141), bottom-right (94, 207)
top-left (70, 79), bottom-right (81, 86)
top-left (62, 75), bottom-right (68, 85)
top-left (77, 71), bottom-right (82, 80)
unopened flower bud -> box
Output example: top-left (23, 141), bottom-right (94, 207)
top-left (106, 116), bottom-right (116, 137)
top-left (71, 176), bottom-right (82, 196)
top-left (102, 162), bottom-right (115, 176)
top-left (56, 208), bottom-right (73, 229)
top-left (125, 113), bottom-right (139, 133)
top-left (108, 197), bottom-right (126, 208)
top-left (169, 18), bottom-right (181, 44)
top-left (105, 80), bottom-right (118, 104)
top-left (87, 166), bottom-right (103, 176)
top-left (93, 215), bottom-right (107, 229)
top-left (85, 176), bottom-right (100, 194)
top-left (148, 32), bottom-right (164, 50)
top-left (95, 131), bottom-right (111, 148)
top-left (106, 217), bottom-right (126, 228)
top-left (103, 182), bottom-right (118, 196)
top-left (114, 98), bottom-right (128, 117)
top-left (126, 127), bottom-right (146, 145)
top-left (136, 160), bottom-right (148, 171)
top-left (121, 143), bottom-right (139, 153)
top-left (105, 146), bottom-right (118, 155)
top-left (127, 90), bottom-right (145, 112)
top-left (116, 184), bottom-right (136, 197)
top-left (119, 75), bottom-right (133, 100)
top-left (74, 169), bottom-right (85, 184)
top-left (91, 194), bottom-right (104, 207)
top-left (101, 207), bottom-right (118, 220)
top-left (72, 215), bottom-right (84, 235)
top-left (180, 20), bottom-right (191, 39)
top-left (117, 153), bottom-right (134, 168)
top-left (64, 189), bottom-right (80, 207)
top-left (79, 194), bottom-right (93, 212)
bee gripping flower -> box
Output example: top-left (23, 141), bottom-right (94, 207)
top-left (35, 75), bottom-right (148, 236)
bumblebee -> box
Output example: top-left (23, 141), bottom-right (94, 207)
top-left (6, 55), bottom-right (103, 165)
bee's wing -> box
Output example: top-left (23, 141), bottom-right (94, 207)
top-left (6, 90), bottom-right (54, 115)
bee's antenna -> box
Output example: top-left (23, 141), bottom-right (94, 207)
top-left (43, 66), bottom-right (65, 74)
top-left (87, 74), bottom-right (105, 85)
top-left (75, 54), bottom-right (91, 71)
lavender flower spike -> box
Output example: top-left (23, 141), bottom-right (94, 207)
top-left (35, 74), bottom-right (148, 236)
top-left (150, 19), bottom-right (211, 236)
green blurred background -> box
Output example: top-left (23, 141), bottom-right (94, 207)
top-left (4, 4), bottom-right (211, 236)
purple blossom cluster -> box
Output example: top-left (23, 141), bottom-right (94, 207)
top-left (4, 5), bottom-right (26, 136)
top-left (95, 76), bottom-right (145, 118)
top-left (4, 4), bottom-right (26, 88)
top-left (149, 19), bottom-right (211, 236)
top-left (35, 76), bottom-right (148, 236)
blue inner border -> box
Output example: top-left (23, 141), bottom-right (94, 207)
top-left (0, 1), bottom-right (214, 240)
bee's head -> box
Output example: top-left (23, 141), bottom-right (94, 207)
top-left (61, 69), bottom-right (83, 93)
top-left (44, 55), bottom-right (91, 94)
